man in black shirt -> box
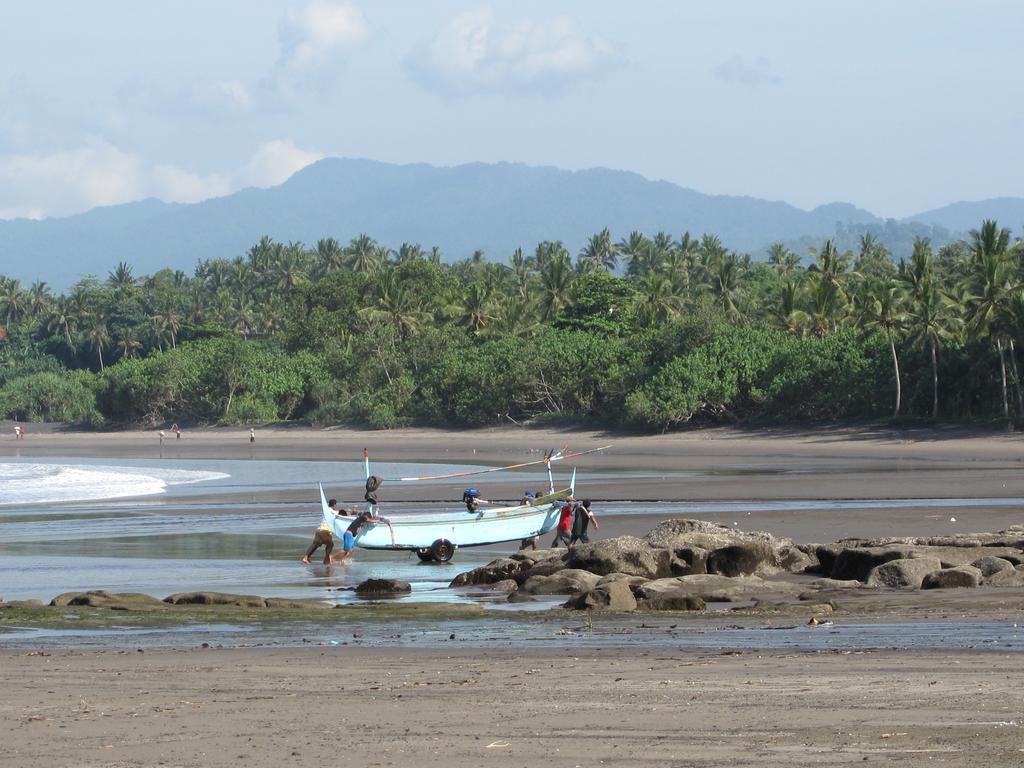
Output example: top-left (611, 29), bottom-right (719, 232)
top-left (570, 499), bottom-right (598, 546)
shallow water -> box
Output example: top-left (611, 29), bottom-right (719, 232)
top-left (1, 618), bottom-right (1021, 652)
top-left (2, 456), bottom-right (1023, 619)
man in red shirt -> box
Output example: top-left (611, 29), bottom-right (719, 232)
top-left (551, 500), bottom-right (575, 549)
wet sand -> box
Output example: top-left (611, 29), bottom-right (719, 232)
top-left (3, 646), bottom-right (1022, 768)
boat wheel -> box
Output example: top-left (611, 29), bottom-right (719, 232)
top-left (429, 538), bottom-right (455, 563)
top-left (415, 548), bottom-right (435, 563)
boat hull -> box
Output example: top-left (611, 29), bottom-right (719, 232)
top-left (320, 485), bottom-right (567, 550)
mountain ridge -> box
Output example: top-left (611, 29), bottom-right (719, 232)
top-left (0, 157), bottom-right (1020, 288)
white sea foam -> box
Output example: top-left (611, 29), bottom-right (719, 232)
top-left (0, 463), bottom-right (229, 506)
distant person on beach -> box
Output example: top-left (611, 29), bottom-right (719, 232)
top-left (332, 508), bottom-right (383, 564)
top-left (172, 423), bottom-right (181, 439)
top-left (249, 428), bottom-right (255, 443)
top-left (13, 425), bottom-right (24, 440)
top-left (551, 500), bottom-right (575, 549)
top-left (158, 430), bottom-right (166, 445)
top-left (570, 499), bottom-right (598, 546)
top-left (302, 498), bottom-right (340, 564)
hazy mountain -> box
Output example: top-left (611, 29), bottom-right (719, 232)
top-left (905, 198), bottom-right (1024, 234)
top-left (0, 158), bottom-right (1019, 287)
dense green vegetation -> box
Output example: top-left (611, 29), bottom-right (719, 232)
top-left (1, 222), bottom-right (1022, 431)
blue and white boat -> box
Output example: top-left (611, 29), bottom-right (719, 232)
top-left (318, 447), bottom-right (605, 562)
top-left (319, 483), bottom-right (571, 562)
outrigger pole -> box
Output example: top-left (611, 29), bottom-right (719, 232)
top-left (363, 448), bottom-right (372, 514)
top-left (375, 444), bottom-right (611, 483)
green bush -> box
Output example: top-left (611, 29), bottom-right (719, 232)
top-left (0, 370), bottom-right (102, 425)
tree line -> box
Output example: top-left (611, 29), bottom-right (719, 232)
top-left (0, 221), bottom-right (1022, 431)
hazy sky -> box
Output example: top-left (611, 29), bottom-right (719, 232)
top-left (1, 0), bottom-right (1021, 221)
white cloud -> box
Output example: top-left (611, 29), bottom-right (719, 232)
top-left (713, 56), bottom-right (782, 87)
top-left (279, 0), bottom-right (367, 71)
top-left (407, 7), bottom-right (622, 97)
top-left (238, 139), bottom-right (324, 187)
top-left (266, 0), bottom-right (367, 99)
top-left (151, 164), bottom-right (232, 203)
top-left (0, 142), bottom-right (144, 217)
top-left (0, 139), bottom-right (320, 220)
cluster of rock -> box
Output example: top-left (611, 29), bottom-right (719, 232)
top-left (450, 520), bottom-right (1024, 611)
top-left (0, 591), bottom-right (337, 611)
top-left (0, 582), bottom-right (421, 612)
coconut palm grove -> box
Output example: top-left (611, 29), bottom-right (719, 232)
top-left (0, 220), bottom-right (1021, 431)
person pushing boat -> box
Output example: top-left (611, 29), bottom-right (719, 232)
top-left (302, 498), bottom-right (342, 564)
top-left (332, 507), bottom-right (385, 564)
top-left (551, 499), bottom-right (576, 549)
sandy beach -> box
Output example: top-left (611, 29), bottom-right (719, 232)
top-left (2, 646), bottom-right (1022, 767)
top-left (3, 424), bottom-right (1024, 767)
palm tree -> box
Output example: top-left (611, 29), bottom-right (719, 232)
top-left (455, 282), bottom-right (495, 335)
top-left (532, 241), bottom-right (569, 274)
top-left (969, 219), bottom-right (1011, 265)
top-left (767, 242), bottom-right (800, 275)
top-left (509, 247), bottom-right (531, 297)
top-left (634, 273), bottom-right (683, 327)
top-left (901, 237), bottom-right (934, 299)
top-left (860, 283), bottom-right (909, 416)
top-left (247, 235), bottom-right (276, 274)
top-left (149, 313), bottom-right (170, 352)
top-left (228, 299), bottom-right (257, 339)
top-left (707, 252), bottom-right (745, 319)
top-left (107, 262), bottom-right (136, 290)
top-left (486, 294), bottom-right (540, 338)
top-left (776, 279), bottom-right (808, 335)
top-left (617, 230), bottom-right (650, 277)
top-left (346, 234), bottom-right (381, 273)
top-left (87, 315), bottom-right (109, 371)
top-left (539, 252), bottom-right (573, 321)
top-left (807, 239), bottom-right (856, 304)
top-left (578, 227), bottom-right (618, 271)
top-left (395, 242), bottom-right (425, 264)
top-left (43, 296), bottom-right (78, 352)
top-left (807, 279), bottom-right (841, 338)
top-left (116, 328), bottom-right (142, 360)
top-left (165, 310), bottom-right (181, 349)
top-left (27, 281), bottom-right (51, 319)
top-left (0, 278), bottom-right (26, 325)
top-left (314, 238), bottom-right (346, 274)
top-left (274, 245), bottom-right (309, 293)
top-left (907, 283), bottom-right (959, 418)
top-left (360, 269), bottom-right (430, 337)
top-left (855, 233), bottom-right (896, 281)
top-left (963, 240), bottom-right (1017, 421)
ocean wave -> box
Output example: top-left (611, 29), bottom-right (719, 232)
top-left (0, 463), bottom-right (229, 506)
